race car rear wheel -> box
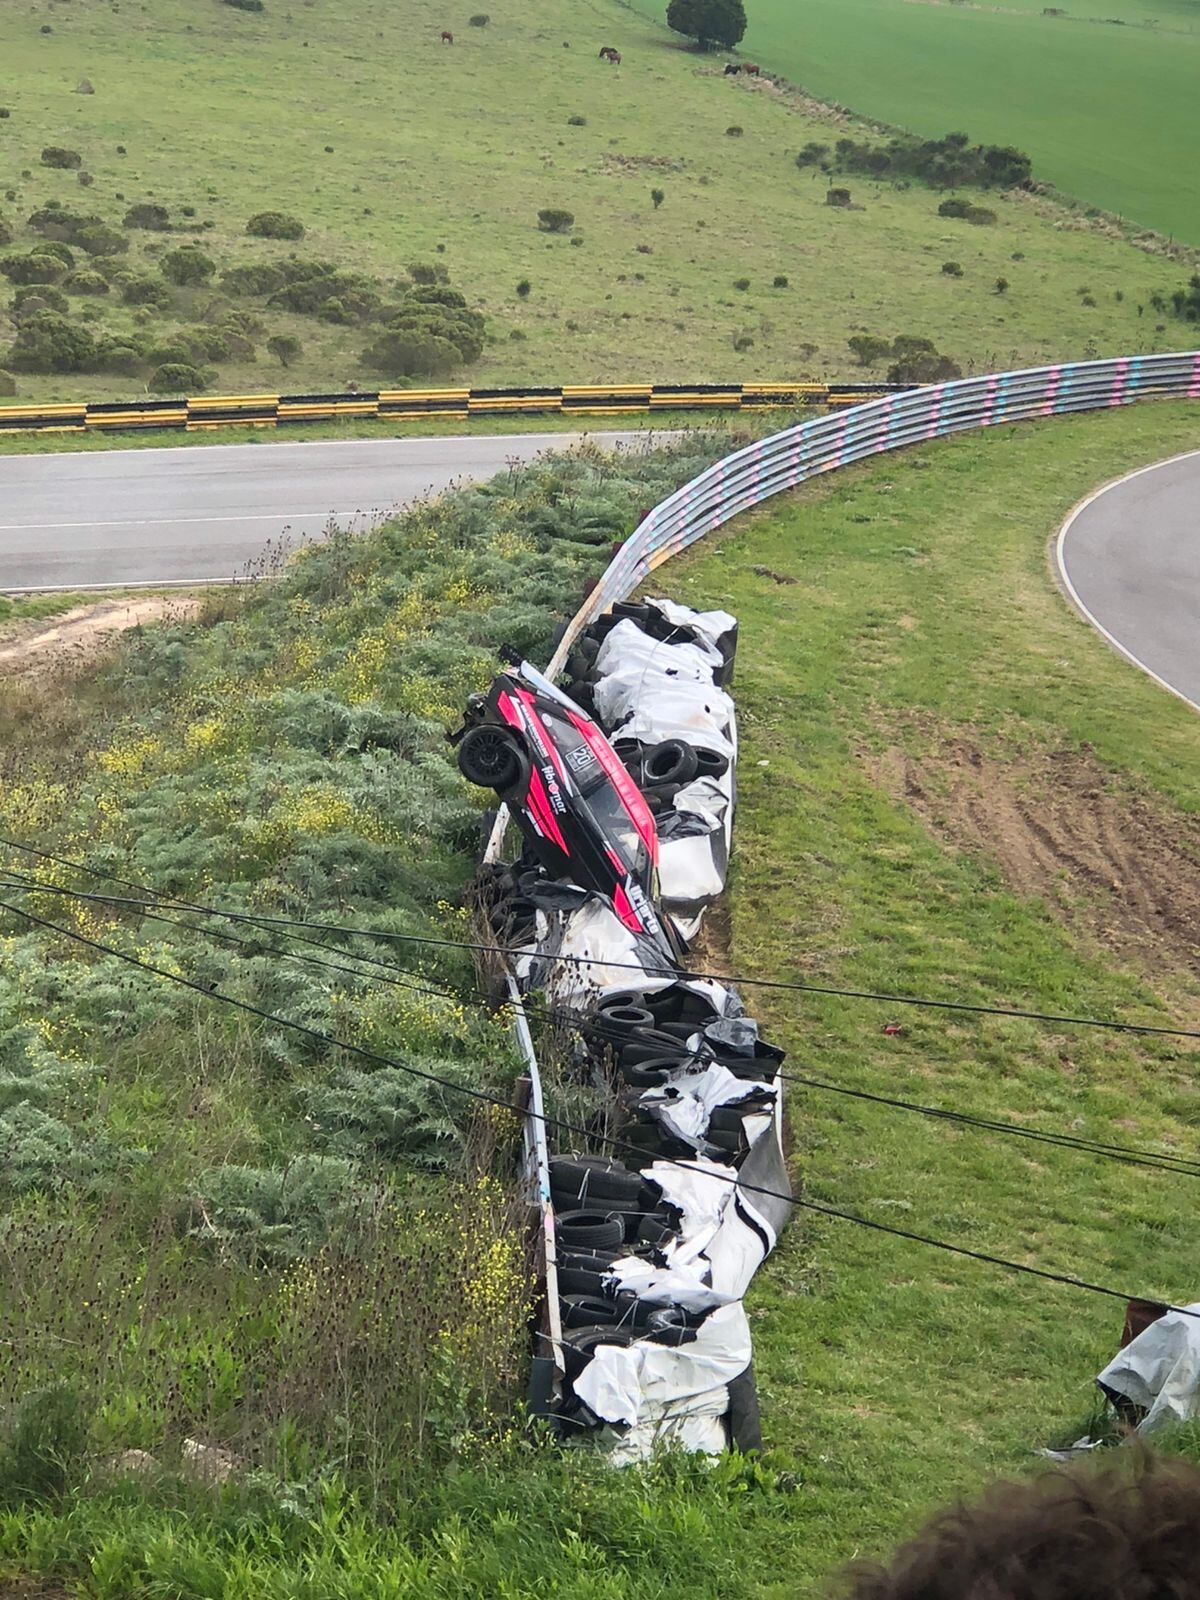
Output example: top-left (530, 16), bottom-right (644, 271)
top-left (457, 725), bottom-right (523, 791)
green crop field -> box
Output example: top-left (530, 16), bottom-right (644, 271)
top-left (624, 0), bottom-right (1200, 244)
top-left (0, 0), bottom-right (1194, 409)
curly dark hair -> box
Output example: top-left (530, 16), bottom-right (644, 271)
top-left (834, 1452), bottom-right (1200, 1600)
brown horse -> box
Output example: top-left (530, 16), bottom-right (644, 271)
top-left (599, 45), bottom-right (621, 63)
top-left (441, 29), bottom-right (454, 43)
top-left (744, 62), bottom-right (761, 75)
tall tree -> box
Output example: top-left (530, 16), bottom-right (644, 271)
top-left (666, 0), bottom-right (748, 50)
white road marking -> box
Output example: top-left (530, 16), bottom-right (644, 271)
top-left (1053, 447), bottom-right (1200, 717)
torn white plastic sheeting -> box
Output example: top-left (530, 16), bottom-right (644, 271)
top-left (592, 624), bottom-right (737, 759)
top-left (639, 1060), bottom-right (776, 1143)
top-left (572, 1301), bottom-right (753, 1429)
top-left (1096, 1303), bottom-right (1200, 1431)
top-left (605, 1254), bottom-right (736, 1315)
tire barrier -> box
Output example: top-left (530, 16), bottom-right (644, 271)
top-left (491, 347), bottom-right (1200, 1459)
top-left (477, 602), bottom-right (789, 1459)
top-left (0, 380), bottom-right (902, 436)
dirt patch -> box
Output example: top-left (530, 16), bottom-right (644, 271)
top-left (865, 731), bottom-right (1200, 982)
top-left (0, 597), bottom-right (201, 678)
top-left (689, 889), bottom-right (734, 978)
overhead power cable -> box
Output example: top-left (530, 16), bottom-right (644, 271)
top-left (4, 869), bottom-right (1200, 1182)
top-left (0, 890), bottom-right (1194, 1326)
top-left (0, 831), bottom-right (1197, 1043)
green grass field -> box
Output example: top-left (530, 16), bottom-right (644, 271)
top-left (624, 0), bottom-right (1200, 244)
top-left (0, 0), bottom-right (1193, 407)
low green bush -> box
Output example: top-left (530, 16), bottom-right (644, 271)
top-left (40, 147), bottom-right (82, 170)
top-left (121, 274), bottom-right (173, 307)
top-left (941, 260), bottom-right (964, 276)
top-left (1, 253), bottom-right (66, 285)
top-left (536, 207), bottom-right (574, 233)
top-left (149, 360), bottom-right (208, 393)
top-left (220, 261), bottom-right (289, 297)
top-left (123, 202), bottom-right (170, 230)
top-left (246, 210), bottom-right (305, 240)
top-left (62, 268), bottom-right (109, 295)
top-left (6, 309), bottom-right (98, 372)
top-left (161, 246), bottom-right (216, 285)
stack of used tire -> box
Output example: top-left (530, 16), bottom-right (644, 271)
top-left (486, 599), bottom-right (791, 1459)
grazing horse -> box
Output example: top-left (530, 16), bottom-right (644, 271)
top-left (441, 29), bottom-right (454, 43)
top-left (599, 45), bottom-right (621, 63)
top-left (724, 62), bottom-right (741, 74)
top-left (743, 62), bottom-right (761, 75)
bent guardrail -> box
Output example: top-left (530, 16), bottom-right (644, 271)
top-left (497, 347), bottom-right (1200, 1452)
top-left (0, 380), bottom-right (901, 436)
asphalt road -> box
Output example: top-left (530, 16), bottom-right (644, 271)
top-left (0, 432), bottom-right (662, 590)
top-left (1056, 450), bottom-right (1200, 712)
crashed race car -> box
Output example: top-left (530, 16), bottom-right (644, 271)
top-left (450, 658), bottom-right (684, 963)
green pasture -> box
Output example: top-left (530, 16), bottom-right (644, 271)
top-left (0, 0), bottom-right (1192, 407)
top-left (623, 0), bottom-right (1200, 244)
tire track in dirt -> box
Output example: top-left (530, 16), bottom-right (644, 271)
top-left (866, 731), bottom-right (1200, 985)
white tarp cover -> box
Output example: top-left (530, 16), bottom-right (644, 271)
top-left (1096, 1304), bottom-right (1200, 1431)
top-left (514, 598), bottom-right (790, 1457)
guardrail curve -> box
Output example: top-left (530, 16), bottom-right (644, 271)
top-left (504, 347), bottom-right (1200, 1444)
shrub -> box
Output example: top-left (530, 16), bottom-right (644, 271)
top-left (160, 245), bottom-right (216, 285)
top-left (995, 276), bottom-right (1009, 294)
top-left (469, 12), bottom-right (489, 23)
top-left (941, 260), bottom-right (963, 276)
top-left (34, 240), bottom-right (75, 268)
top-left (62, 268), bottom-right (109, 295)
top-left (122, 274), bottom-right (172, 307)
top-left (407, 261), bottom-right (448, 285)
top-left (9, 289), bottom-right (70, 324)
top-left (888, 347), bottom-right (962, 384)
top-left (246, 211), bottom-right (305, 239)
top-left (75, 222), bottom-right (127, 256)
top-left (223, 0), bottom-right (266, 10)
top-left (938, 196), bottom-right (970, 218)
top-left (567, 114), bottom-right (586, 126)
top-left (732, 277), bottom-right (750, 290)
top-left (651, 188), bottom-right (665, 209)
top-left (537, 208), bottom-right (574, 233)
top-left (666, 0), bottom-right (748, 50)
top-left (149, 361), bottom-right (207, 393)
top-left (795, 141), bottom-right (830, 167)
top-left (772, 274), bottom-right (789, 288)
top-left (0, 1383), bottom-right (87, 1500)
top-left (7, 310), bottom-right (98, 373)
top-left (965, 204), bottom-right (997, 224)
top-left (725, 125), bottom-right (743, 137)
top-left (826, 187), bottom-right (852, 207)
top-left (41, 147), bottom-right (83, 170)
top-left (77, 171), bottom-right (94, 187)
top-left (516, 278), bottom-right (531, 297)
top-left (1080, 293), bottom-right (1096, 306)
top-left (267, 333), bottom-right (302, 367)
top-left (829, 129), bottom-right (1031, 189)
top-left (0, 370), bottom-right (15, 395)
top-left (0, 253), bottom-right (66, 285)
top-left (123, 201), bottom-right (170, 230)
top-left (0, 221), bottom-right (9, 250)
top-left (733, 333), bottom-right (754, 351)
top-left (96, 342), bottom-right (144, 375)
top-left (847, 333), bottom-right (892, 365)
top-left (221, 261), bottom-right (288, 297)
top-left (1168, 274), bottom-right (1200, 321)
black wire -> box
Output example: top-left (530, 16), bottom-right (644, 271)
top-left (5, 870), bottom-right (1200, 1182)
top-left (1, 832), bottom-right (1197, 1042)
top-left (0, 890), bottom-right (1195, 1324)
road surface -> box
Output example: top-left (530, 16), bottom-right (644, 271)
top-left (0, 432), bottom-right (666, 590)
top-left (1056, 450), bottom-right (1200, 712)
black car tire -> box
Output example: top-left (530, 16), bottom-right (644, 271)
top-left (560, 1294), bottom-right (623, 1329)
top-left (643, 739), bottom-right (699, 787)
top-left (620, 1033), bottom-right (691, 1067)
top-left (695, 747), bottom-right (730, 781)
top-left (563, 1326), bottom-right (634, 1383)
top-left (549, 1157), bottom-right (644, 1203)
top-left (557, 1210), bottom-right (627, 1251)
top-left (457, 725), bottom-right (524, 792)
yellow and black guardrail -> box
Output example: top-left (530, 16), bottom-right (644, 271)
top-left (0, 381), bottom-right (900, 436)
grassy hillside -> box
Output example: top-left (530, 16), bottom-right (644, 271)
top-left (0, 0), bottom-right (1194, 406)
top-left (675, 397), bottom-right (1200, 1584)
top-left (625, 0), bottom-right (1200, 245)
